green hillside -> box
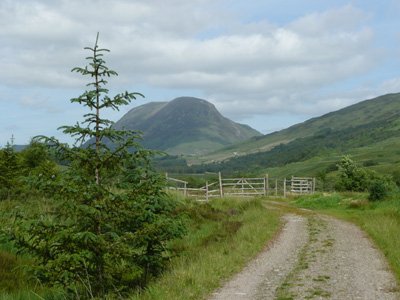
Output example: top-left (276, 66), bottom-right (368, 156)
top-left (263, 137), bottom-right (400, 178)
top-left (114, 97), bottom-right (261, 155)
top-left (158, 93), bottom-right (400, 178)
top-left (192, 93), bottom-right (400, 165)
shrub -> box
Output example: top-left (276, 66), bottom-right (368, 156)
top-left (336, 156), bottom-right (396, 200)
top-left (336, 156), bottom-right (369, 191)
top-left (368, 177), bottom-right (395, 201)
top-left (363, 159), bottom-right (378, 167)
top-left (391, 170), bottom-right (400, 187)
top-left (0, 142), bottom-right (21, 200)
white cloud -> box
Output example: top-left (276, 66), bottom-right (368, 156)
top-left (18, 93), bottom-right (62, 113)
top-left (378, 77), bottom-right (400, 94)
top-left (0, 0), bottom-right (389, 123)
top-left (288, 5), bottom-right (369, 35)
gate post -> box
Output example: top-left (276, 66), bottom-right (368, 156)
top-left (219, 172), bottom-right (223, 198)
top-left (283, 178), bottom-right (287, 198)
top-left (264, 174), bottom-right (268, 196)
top-left (206, 181), bottom-right (209, 201)
top-left (312, 177), bottom-right (316, 194)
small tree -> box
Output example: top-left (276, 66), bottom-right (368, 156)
top-left (336, 155), bottom-right (395, 200)
top-left (368, 179), bottom-right (388, 201)
top-left (336, 155), bottom-right (369, 191)
top-left (19, 140), bottom-right (59, 195)
top-left (9, 34), bottom-right (184, 298)
top-left (0, 141), bottom-right (20, 199)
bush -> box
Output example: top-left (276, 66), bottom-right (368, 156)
top-left (336, 156), bottom-right (369, 191)
top-left (368, 178), bottom-right (394, 201)
top-left (336, 156), bottom-right (396, 200)
top-left (0, 142), bottom-right (21, 199)
top-left (363, 159), bottom-right (378, 167)
top-left (391, 170), bottom-right (400, 187)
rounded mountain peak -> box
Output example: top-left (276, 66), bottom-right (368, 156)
top-left (167, 96), bottom-right (217, 110)
top-left (111, 96), bottom-right (261, 155)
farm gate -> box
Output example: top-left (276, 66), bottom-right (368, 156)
top-left (166, 173), bottom-right (316, 201)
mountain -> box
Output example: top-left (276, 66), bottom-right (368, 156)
top-left (181, 93), bottom-right (400, 175)
top-left (114, 97), bottom-right (261, 155)
top-left (12, 145), bottom-right (27, 152)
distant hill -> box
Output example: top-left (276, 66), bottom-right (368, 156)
top-left (194, 94), bottom-right (400, 163)
top-left (174, 93), bottom-right (400, 175)
top-left (114, 97), bottom-right (261, 155)
top-left (12, 145), bottom-right (27, 152)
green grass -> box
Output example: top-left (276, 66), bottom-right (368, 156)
top-left (0, 251), bottom-right (26, 292)
top-left (130, 197), bottom-right (282, 299)
top-left (0, 196), bottom-right (282, 299)
top-left (0, 198), bottom-right (67, 299)
top-left (292, 193), bottom-right (400, 284)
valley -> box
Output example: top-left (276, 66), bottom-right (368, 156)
top-left (2, 3), bottom-right (400, 299)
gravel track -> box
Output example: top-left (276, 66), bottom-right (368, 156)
top-left (209, 214), bottom-right (400, 300)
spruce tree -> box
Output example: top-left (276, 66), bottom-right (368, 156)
top-left (9, 34), bottom-right (184, 298)
top-left (0, 140), bottom-right (20, 199)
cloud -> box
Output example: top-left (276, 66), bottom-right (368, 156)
top-left (0, 1), bottom-right (384, 121)
top-left (378, 77), bottom-right (400, 94)
top-left (18, 94), bottom-right (61, 113)
top-left (288, 4), bottom-right (369, 35)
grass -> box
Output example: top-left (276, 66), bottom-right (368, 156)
top-left (130, 197), bottom-right (282, 299)
top-left (0, 198), bottom-right (66, 299)
top-left (0, 196), bottom-right (282, 299)
top-left (292, 193), bottom-right (400, 284)
top-left (0, 250), bottom-right (26, 292)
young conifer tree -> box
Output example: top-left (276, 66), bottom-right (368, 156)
top-left (61, 32), bottom-right (144, 184)
top-left (0, 139), bottom-right (20, 199)
top-left (10, 34), bottom-right (184, 298)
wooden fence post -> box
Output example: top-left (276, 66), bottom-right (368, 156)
top-left (219, 172), bottom-right (223, 198)
top-left (312, 177), bottom-right (316, 194)
top-left (206, 181), bottom-right (209, 201)
top-left (265, 174), bottom-right (269, 196)
top-left (283, 178), bottom-right (287, 198)
top-left (184, 181), bottom-right (187, 197)
top-left (263, 175), bottom-right (266, 196)
top-left (275, 179), bottom-right (278, 196)
top-left (291, 176), bottom-right (294, 193)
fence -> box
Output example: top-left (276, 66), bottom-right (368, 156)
top-left (290, 176), bottom-right (315, 194)
top-left (166, 173), bottom-right (316, 201)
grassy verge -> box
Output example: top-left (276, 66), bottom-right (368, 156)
top-left (130, 197), bottom-right (282, 300)
top-left (292, 193), bottom-right (400, 283)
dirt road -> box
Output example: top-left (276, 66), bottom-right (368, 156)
top-left (209, 214), bottom-right (400, 300)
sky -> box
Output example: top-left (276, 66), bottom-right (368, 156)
top-left (1, 0), bottom-right (400, 146)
